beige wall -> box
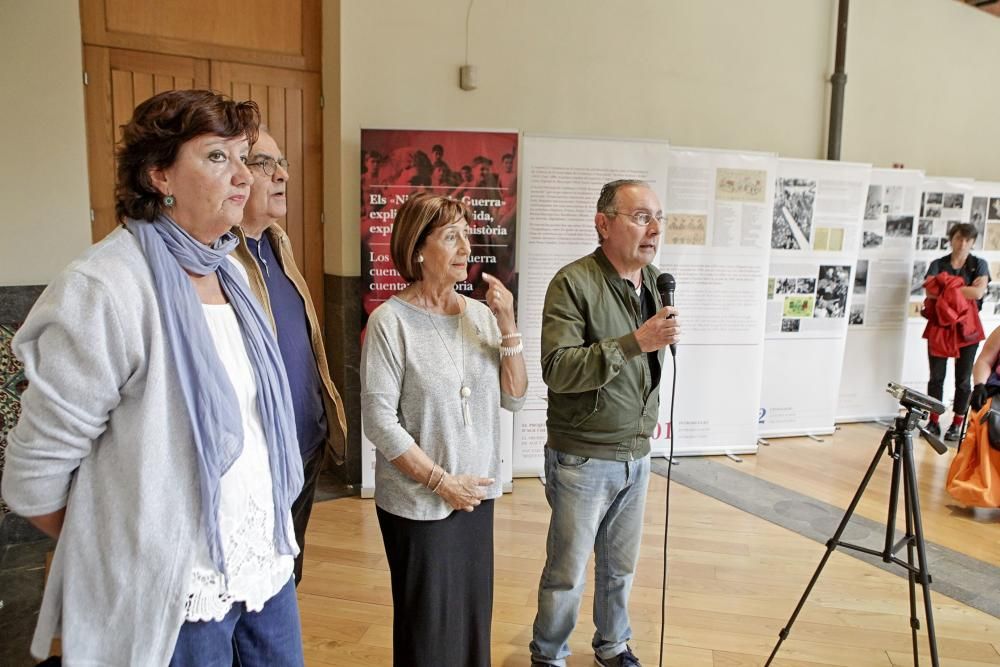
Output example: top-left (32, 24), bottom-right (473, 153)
top-left (322, 0), bottom-right (342, 275)
top-left (0, 0), bottom-right (91, 285)
top-left (844, 0), bottom-right (1000, 176)
top-left (4, 1), bottom-right (1000, 283)
top-left (328, 0), bottom-right (1000, 276)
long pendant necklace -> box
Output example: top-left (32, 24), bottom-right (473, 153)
top-left (422, 290), bottom-right (472, 426)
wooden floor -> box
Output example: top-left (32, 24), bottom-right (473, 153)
top-left (298, 422), bottom-right (1000, 666)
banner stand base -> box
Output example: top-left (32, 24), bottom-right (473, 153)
top-left (361, 486), bottom-right (374, 499)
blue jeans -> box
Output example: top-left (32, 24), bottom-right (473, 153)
top-left (169, 577), bottom-right (304, 667)
top-left (530, 447), bottom-right (650, 666)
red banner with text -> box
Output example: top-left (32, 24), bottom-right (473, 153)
top-left (360, 129), bottom-right (519, 331)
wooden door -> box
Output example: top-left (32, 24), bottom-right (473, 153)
top-left (83, 47), bottom-right (210, 240)
top-left (212, 61), bottom-right (324, 315)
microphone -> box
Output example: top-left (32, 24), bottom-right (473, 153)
top-left (656, 272), bottom-right (677, 357)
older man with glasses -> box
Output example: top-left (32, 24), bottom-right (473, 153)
top-left (231, 129), bottom-right (348, 586)
top-left (530, 179), bottom-right (681, 667)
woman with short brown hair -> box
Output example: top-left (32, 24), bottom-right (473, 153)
top-left (362, 192), bottom-right (527, 665)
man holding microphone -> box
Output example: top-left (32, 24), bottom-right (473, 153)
top-left (530, 179), bottom-right (680, 667)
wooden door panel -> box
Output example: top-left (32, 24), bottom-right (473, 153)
top-left (81, 0), bottom-right (320, 71)
top-left (84, 47), bottom-right (209, 241)
top-left (212, 61), bottom-right (323, 317)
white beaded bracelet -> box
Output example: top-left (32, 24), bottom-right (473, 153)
top-left (501, 332), bottom-right (522, 341)
top-left (500, 341), bottom-right (524, 358)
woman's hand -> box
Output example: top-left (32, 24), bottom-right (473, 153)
top-left (483, 273), bottom-right (516, 332)
top-left (436, 473), bottom-right (494, 512)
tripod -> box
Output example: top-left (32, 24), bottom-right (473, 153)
top-left (765, 403), bottom-right (947, 666)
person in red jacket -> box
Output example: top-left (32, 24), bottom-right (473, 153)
top-left (924, 223), bottom-right (990, 440)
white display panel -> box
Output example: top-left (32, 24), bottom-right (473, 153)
top-left (899, 177), bottom-right (974, 404)
top-left (760, 158), bottom-right (871, 437)
top-left (837, 168), bottom-right (923, 422)
top-left (513, 134), bottom-right (670, 477)
top-left (657, 147), bottom-right (777, 455)
top-left (970, 181), bottom-right (1000, 344)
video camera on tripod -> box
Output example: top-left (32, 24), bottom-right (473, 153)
top-left (886, 381), bottom-right (945, 417)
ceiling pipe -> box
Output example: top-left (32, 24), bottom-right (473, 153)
top-left (827, 0), bottom-right (849, 161)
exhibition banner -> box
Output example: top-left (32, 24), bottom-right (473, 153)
top-left (659, 147), bottom-right (777, 455)
top-left (760, 158), bottom-right (871, 437)
top-left (513, 134), bottom-right (670, 476)
top-left (359, 128), bottom-right (520, 496)
top-left (970, 181), bottom-right (1000, 338)
top-left (899, 177), bottom-right (974, 403)
top-left (837, 168), bottom-right (924, 422)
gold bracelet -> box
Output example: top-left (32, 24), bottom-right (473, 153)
top-left (424, 464), bottom-right (439, 489)
top-left (432, 471), bottom-right (448, 494)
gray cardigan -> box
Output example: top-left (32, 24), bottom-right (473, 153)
top-left (2, 228), bottom-right (204, 665)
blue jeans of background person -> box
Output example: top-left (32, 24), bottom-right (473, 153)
top-left (170, 577), bottom-right (304, 667)
top-left (530, 446), bottom-right (651, 666)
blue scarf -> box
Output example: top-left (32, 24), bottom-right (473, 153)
top-left (127, 217), bottom-right (302, 575)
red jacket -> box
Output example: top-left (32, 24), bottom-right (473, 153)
top-left (921, 272), bottom-right (985, 357)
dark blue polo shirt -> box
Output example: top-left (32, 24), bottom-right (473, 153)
top-left (925, 253), bottom-right (990, 311)
top-left (246, 234), bottom-right (328, 459)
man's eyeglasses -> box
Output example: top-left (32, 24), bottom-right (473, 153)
top-left (607, 210), bottom-right (665, 226)
top-left (246, 156), bottom-right (289, 176)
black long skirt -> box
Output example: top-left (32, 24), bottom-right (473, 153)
top-left (376, 500), bottom-right (495, 667)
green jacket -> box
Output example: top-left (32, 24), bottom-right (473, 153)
top-left (541, 247), bottom-right (665, 461)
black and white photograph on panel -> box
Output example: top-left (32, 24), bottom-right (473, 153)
top-left (795, 277), bottom-right (816, 294)
top-left (921, 236), bottom-right (940, 251)
top-left (886, 215), bottom-right (914, 238)
top-left (986, 223), bottom-right (1000, 251)
top-left (849, 303), bottom-right (865, 326)
top-left (884, 185), bottom-right (904, 212)
top-left (862, 230), bottom-right (884, 249)
top-left (771, 178), bottom-right (816, 250)
top-left (922, 192), bottom-right (943, 216)
top-left (776, 277), bottom-right (797, 294)
top-left (994, 302), bottom-right (1000, 316)
top-left (989, 197), bottom-right (1000, 221)
top-left (940, 236), bottom-right (950, 251)
top-left (942, 193), bottom-right (965, 210)
top-left (918, 219), bottom-right (934, 236)
top-left (911, 260), bottom-right (928, 296)
top-left (924, 204), bottom-right (942, 218)
top-left (854, 259), bottom-right (868, 296)
top-left (986, 283), bottom-right (1000, 303)
top-left (970, 206), bottom-right (987, 249)
top-left (780, 318), bottom-right (800, 333)
top-left (865, 185), bottom-right (883, 220)
top-left (971, 197), bottom-right (988, 225)
top-left (814, 264), bottom-right (851, 318)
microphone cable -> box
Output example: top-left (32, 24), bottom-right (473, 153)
top-left (657, 352), bottom-right (676, 667)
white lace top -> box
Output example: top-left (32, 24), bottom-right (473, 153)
top-left (183, 304), bottom-right (297, 622)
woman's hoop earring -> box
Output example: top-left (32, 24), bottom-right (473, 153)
top-left (163, 195), bottom-right (176, 208)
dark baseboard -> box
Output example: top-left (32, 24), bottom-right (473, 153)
top-left (323, 274), bottom-right (363, 486)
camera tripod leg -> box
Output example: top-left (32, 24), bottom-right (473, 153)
top-left (903, 435), bottom-right (940, 667)
top-left (902, 443), bottom-right (921, 665)
top-left (764, 430), bottom-right (892, 666)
